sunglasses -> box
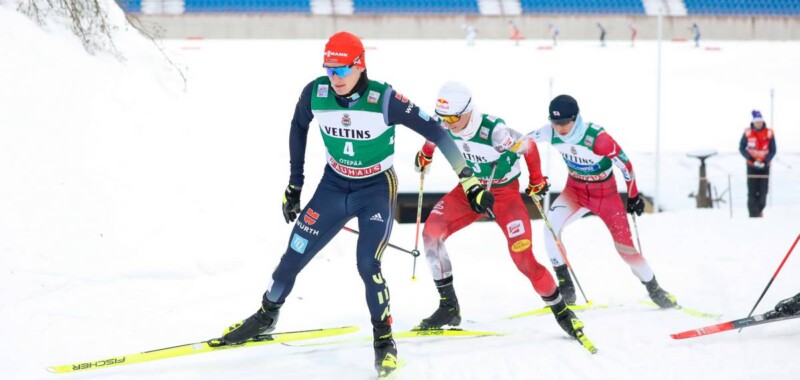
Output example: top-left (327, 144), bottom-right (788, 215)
top-left (436, 97), bottom-right (472, 124)
top-left (323, 64), bottom-right (355, 78)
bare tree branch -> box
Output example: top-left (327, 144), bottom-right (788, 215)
top-left (125, 12), bottom-right (188, 92)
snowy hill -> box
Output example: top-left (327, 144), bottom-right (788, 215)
top-left (1, 5), bottom-right (799, 379)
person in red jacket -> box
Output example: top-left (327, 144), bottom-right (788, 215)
top-left (739, 110), bottom-right (777, 217)
top-left (412, 82), bottom-right (588, 340)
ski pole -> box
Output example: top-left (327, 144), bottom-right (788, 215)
top-left (341, 226), bottom-right (419, 258)
top-left (626, 180), bottom-right (644, 255)
top-left (740, 232), bottom-right (800, 332)
top-left (529, 193), bottom-right (589, 304)
top-left (411, 171), bottom-right (425, 281)
top-left (483, 161), bottom-right (499, 220)
top-left (631, 213), bottom-right (643, 254)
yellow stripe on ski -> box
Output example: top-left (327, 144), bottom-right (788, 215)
top-left (397, 329), bottom-right (504, 338)
top-left (639, 301), bottom-right (722, 320)
top-left (576, 331), bottom-right (598, 354)
top-left (46, 325), bottom-right (359, 374)
top-left (508, 300), bottom-right (605, 319)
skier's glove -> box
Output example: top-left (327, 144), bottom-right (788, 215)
top-left (282, 185), bottom-right (301, 223)
top-left (626, 195), bottom-right (645, 216)
top-left (414, 151), bottom-right (433, 174)
top-left (526, 177), bottom-right (550, 199)
top-left (459, 168), bottom-right (495, 219)
top-left (753, 160), bottom-right (766, 169)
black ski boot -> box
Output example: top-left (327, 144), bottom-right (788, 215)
top-left (545, 290), bottom-right (584, 338)
top-left (222, 299), bottom-right (281, 344)
top-left (416, 276), bottom-right (461, 330)
top-left (373, 321), bottom-right (399, 378)
top-left (765, 293), bottom-right (800, 319)
top-left (643, 276), bottom-right (677, 308)
top-left (554, 265), bottom-right (577, 305)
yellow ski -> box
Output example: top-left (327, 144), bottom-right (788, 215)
top-left (507, 300), bottom-right (608, 319)
top-left (46, 325), bottom-right (358, 374)
top-left (399, 328), bottom-right (504, 338)
top-left (640, 301), bottom-right (722, 320)
top-left (575, 331), bottom-right (598, 354)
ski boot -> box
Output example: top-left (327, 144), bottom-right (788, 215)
top-left (415, 276), bottom-right (461, 330)
top-left (765, 293), bottom-right (800, 320)
top-left (373, 321), bottom-right (399, 378)
top-left (554, 265), bottom-right (577, 305)
top-left (544, 291), bottom-right (584, 337)
top-left (643, 276), bottom-right (677, 308)
top-left (222, 299), bottom-right (282, 344)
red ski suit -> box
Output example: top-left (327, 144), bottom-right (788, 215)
top-left (421, 140), bottom-right (557, 298)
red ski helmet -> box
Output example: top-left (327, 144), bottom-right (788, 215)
top-left (323, 31), bottom-right (366, 68)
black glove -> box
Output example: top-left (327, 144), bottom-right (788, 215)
top-left (626, 195), bottom-right (644, 216)
top-left (459, 167), bottom-right (495, 218)
top-left (465, 183), bottom-right (495, 217)
top-left (282, 185), bottom-right (301, 223)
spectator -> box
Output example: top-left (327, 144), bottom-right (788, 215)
top-left (739, 110), bottom-right (776, 217)
top-left (692, 23), bottom-right (701, 47)
top-left (549, 23), bottom-right (559, 46)
top-left (509, 20), bottom-right (522, 46)
top-left (464, 24), bottom-right (477, 46)
top-left (597, 22), bottom-right (606, 47)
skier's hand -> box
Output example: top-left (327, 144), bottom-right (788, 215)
top-left (459, 168), bottom-right (495, 219)
top-left (282, 185), bottom-right (302, 223)
top-left (414, 150), bottom-right (433, 174)
top-left (527, 177), bottom-right (550, 199)
top-left (626, 195), bottom-right (645, 216)
top-left (753, 160), bottom-right (766, 169)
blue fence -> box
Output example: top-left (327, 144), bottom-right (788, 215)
top-left (353, 0), bottom-right (479, 14)
top-left (117, 0), bottom-right (142, 13)
top-left (183, 0), bottom-right (309, 13)
top-left (520, 0), bottom-right (645, 14)
top-left (117, 0), bottom-right (800, 15)
top-left (685, 0), bottom-right (800, 16)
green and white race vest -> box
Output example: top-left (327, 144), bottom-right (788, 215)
top-left (550, 122), bottom-right (616, 182)
top-left (310, 76), bottom-right (395, 179)
top-left (448, 114), bottom-right (521, 187)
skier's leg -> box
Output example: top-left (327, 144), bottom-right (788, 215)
top-left (493, 187), bottom-right (557, 298)
top-left (350, 169), bottom-right (401, 376)
top-left (542, 186), bottom-right (587, 304)
top-left (591, 182), bottom-right (675, 307)
top-left (224, 178), bottom-right (349, 343)
top-left (417, 186), bottom-right (479, 329)
top-left (756, 175), bottom-right (769, 216)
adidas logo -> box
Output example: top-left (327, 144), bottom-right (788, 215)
top-left (370, 213), bottom-right (384, 222)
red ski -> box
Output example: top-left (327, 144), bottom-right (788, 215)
top-left (671, 313), bottom-right (800, 339)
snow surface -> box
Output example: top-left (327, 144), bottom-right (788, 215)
top-left (2, 4), bottom-right (799, 379)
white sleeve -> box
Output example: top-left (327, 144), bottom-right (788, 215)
top-left (525, 124), bottom-right (553, 144)
top-left (491, 123), bottom-right (531, 153)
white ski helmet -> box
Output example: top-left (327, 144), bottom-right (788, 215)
top-left (435, 81), bottom-right (474, 117)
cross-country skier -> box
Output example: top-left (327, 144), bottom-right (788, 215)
top-left (220, 31), bottom-right (494, 378)
top-left (527, 94), bottom-right (677, 308)
top-left (413, 81), bottom-right (587, 339)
